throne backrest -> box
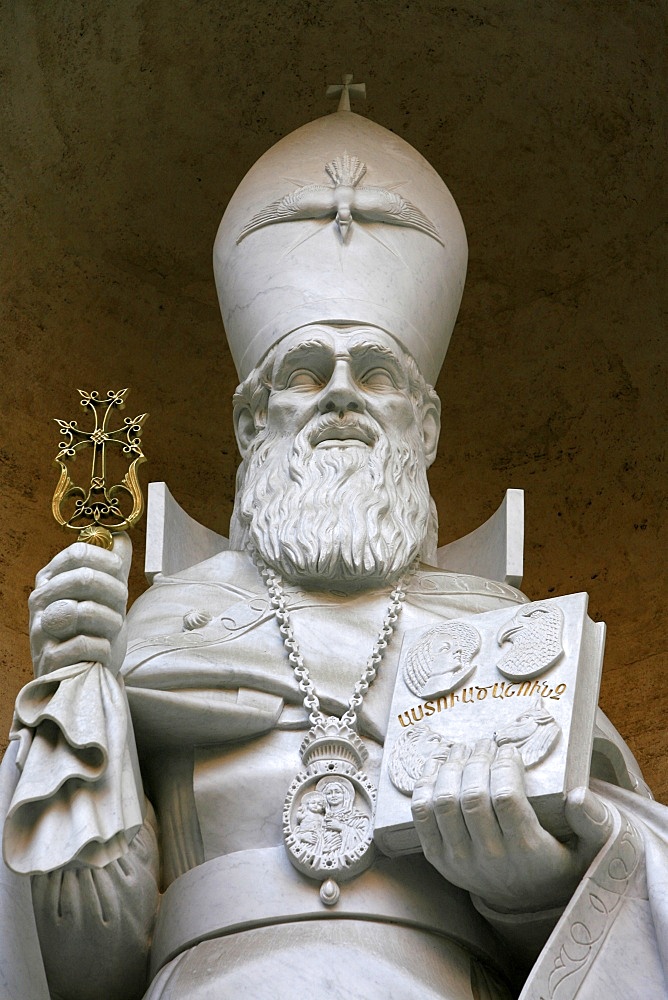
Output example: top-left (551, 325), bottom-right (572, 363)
top-left (144, 483), bottom-right (524, 588)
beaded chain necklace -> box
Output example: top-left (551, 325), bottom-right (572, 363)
top-left (254, 552), bottom-right (418, 904)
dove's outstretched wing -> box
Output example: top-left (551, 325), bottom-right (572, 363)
top-left (352, 187), bottom-right (444, 246)
top-left (237, 185), bottom-right (336, 243)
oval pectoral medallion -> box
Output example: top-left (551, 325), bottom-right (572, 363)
top-left (283, 763), bottom-right (376, 884)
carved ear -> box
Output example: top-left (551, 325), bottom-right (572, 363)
top-left (234, 403), bottom-right (259, 457)
top-left (421, 399), bottom-right (440, 468)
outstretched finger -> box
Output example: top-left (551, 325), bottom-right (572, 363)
top-left (459, 739), bottom-right (501, 851)
top-left (430, 742), bottom-right (472, 859)
top-left (489, 744), bottom-right (541, 841)
top-left (412, 754), bottom-right (444, 860)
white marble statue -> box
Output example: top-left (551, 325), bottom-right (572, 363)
top-left (1, 86), bottom-right (667, 1000)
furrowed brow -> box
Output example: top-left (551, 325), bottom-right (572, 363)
top-left (347, 341), bottom-right (403, 364)
top-left (347, 341), bottom-right (406, 379)
top-left (273, 340), bottom-right (333, 383)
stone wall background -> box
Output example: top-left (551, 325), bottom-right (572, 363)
top-left (1, 2), bottom-right (666, 800)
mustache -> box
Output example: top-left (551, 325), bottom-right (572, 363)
top-left (304, 411), bottom-right (380, 448)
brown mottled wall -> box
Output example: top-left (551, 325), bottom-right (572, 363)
top-left (1, 3), bottom-right (666, 799)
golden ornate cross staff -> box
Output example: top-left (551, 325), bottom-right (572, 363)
top-left (52, 389), bottom-right (148, 549)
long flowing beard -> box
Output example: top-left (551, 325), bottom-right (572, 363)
top-left (230, 413), bottom-right (434, 587)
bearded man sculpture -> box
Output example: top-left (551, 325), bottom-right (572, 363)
top-left (1, 96), bottom-right (667, 1000)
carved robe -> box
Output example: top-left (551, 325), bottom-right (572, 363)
top-left (1, 551), bottom-right (667, 999)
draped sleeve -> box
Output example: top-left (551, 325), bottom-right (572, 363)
top-left (4, 661), bottom-right (144, 874)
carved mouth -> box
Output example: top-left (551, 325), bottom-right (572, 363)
top-left (311, 421), bottom-right (376, 448)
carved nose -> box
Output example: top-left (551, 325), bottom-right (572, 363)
top-left (318, 361), bottom-right (364, 414)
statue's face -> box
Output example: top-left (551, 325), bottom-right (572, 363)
top-left (433, 638), bottom-right (464, 675)
top-left (324, 782), bottom-right (345, 807)
top-left (265, 325), bottom-right (422, 447)
top-left (231, 323), bottom-right (440, 588)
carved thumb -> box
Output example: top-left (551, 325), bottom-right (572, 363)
top-left (112, 531), bottom-right (133, 583)
top-left (565, 787), bottom-right (614, 856)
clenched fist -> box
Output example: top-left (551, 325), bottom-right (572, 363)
top-left (28, 534), bottom-right (132, 678)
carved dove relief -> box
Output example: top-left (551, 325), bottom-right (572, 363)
top-left (236, 152), bottom-right (443, 246)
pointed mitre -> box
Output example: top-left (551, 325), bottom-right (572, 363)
top-left (213, 110), bottom-right (467, 384)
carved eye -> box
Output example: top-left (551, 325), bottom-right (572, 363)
top-left (360, 367), bottom-right (396, 389)
top-left (286, 369), bottom-right (324, 390)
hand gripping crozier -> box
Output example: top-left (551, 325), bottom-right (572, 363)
top-left (1, 82), bottom-right (667, 1000)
